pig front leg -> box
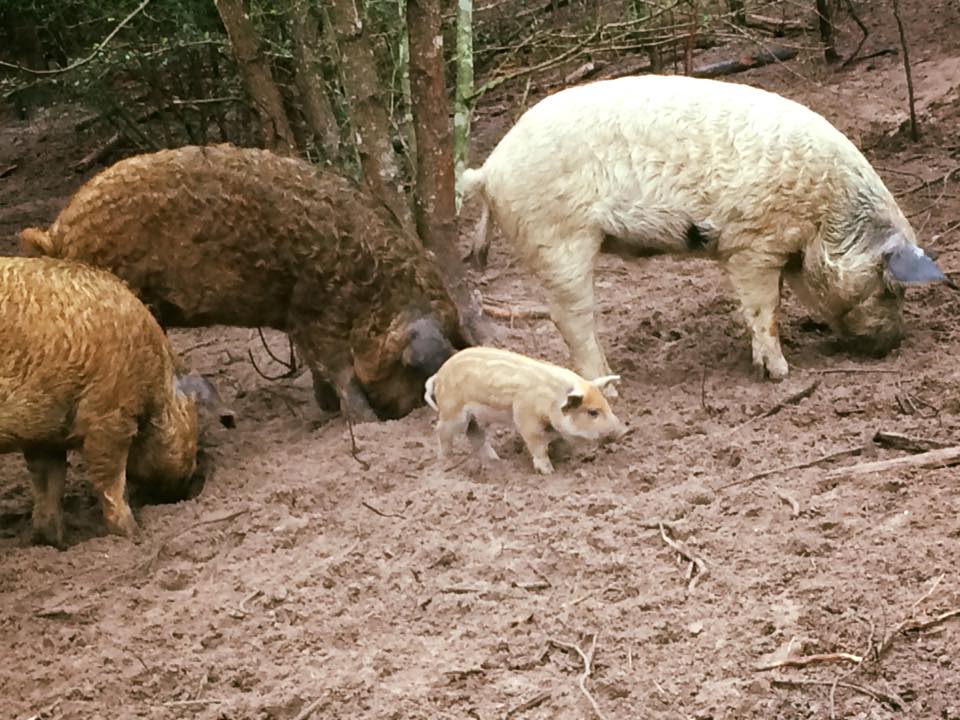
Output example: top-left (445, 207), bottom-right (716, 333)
top-left (513, 405), bottom-right (555, 474)
top-left (82, 430), bottom-right (139, 539)
top-left (290, 330), bottom-right (378, 424)
top-left (726, 254), bottom-right (789, 381)
top-left (23, 448), bottom-right (68, 548)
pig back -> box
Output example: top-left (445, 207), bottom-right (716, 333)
top-left (41, 145), bottom-right (423, 330)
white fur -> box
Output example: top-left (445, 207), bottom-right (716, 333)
top-left (463, 74), bottom-right (937, 381)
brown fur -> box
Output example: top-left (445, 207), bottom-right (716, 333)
top-left (21, 144), bottom-right (468, 420)
top-left (0, 256), bottom-right (199, 547)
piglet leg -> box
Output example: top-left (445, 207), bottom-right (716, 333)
top-left (466, 419), bottom-right (500, 462)
top-left (513, 407), bottom-right (555, 474)
top-left (23, 448), bottom-right (68, 548)
top-left (726, 254), bottom-right (789, 381)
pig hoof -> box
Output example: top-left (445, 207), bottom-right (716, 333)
top-left (532, 458), bottom-right (555, 474)
top-left (601, 383), bottom-right (619, 399)
top-left (478, 444), bottom-right (500, 462)
top-left (766, 358), bottom-right (789, 382)
top-left (31, 523), bottom-right (64, 549)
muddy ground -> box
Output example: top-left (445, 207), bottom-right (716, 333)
top-left (1, 2), bottom-right (959, 718)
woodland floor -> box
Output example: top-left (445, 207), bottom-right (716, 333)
top-left (1, 2), bottom-right (959, 718)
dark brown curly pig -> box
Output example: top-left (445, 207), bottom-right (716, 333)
top-left (21, 144), bottom-right (469, 421)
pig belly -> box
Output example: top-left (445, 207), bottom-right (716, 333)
top-left (463, 402), bottom-right (513, 426)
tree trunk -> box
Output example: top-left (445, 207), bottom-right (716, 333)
top-left (214, 0), bottom-right (297, 155)
top-left (283, 0), bottom-right (341, 162)
top-left (326, 0), bottom-right (414, 231)
top-left (816, 0), bottom-right (840, 63)
top-left (408, 0), bottom-right (487, 344)
top-left (453, 0), bottom-right (473, 210)
top-left (729, 0), bottom-right (747, 25)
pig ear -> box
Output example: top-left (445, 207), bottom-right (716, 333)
top-left (884, 244), bottom-right (954, 287)
top-left (562, 386), bottom-right (584, 412)
top-left (176, 373), bottom-right (236, 428)
top-left (590, 374), bottom-right (620, 390)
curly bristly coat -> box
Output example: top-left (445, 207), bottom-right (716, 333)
top-left (0, 256), bottom-right (203, 547)
top-left (461, 75), bottom-right (950, 384)
top-left (21, 144), bottom-right (468, 421)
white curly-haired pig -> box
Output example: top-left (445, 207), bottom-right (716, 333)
top-left (461, 74), bottom-right (952, 386)
top-left (424, 347), bottom-right (625, 474)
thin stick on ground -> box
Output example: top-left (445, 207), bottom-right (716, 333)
top-left (728, 380), bottom-right (819, 435)
top-left (482, 303), bottom-right (551, 321)
top-left (659, 523), bottom-right (708, 592)
top-left (361, 500), bottom-right (405, 519)
top-left (826, 445), bottom-right (960, 479)
top-left (548, 634), bottom-right (608, 720)
top-left (875, 574), bottom-right (958, 659)
top-left (756, 651), bottom-right (864, 671)
top-left (345, 418), bottom-right (370, 470)
top-left (505, 691), bottom-right (550, 718)
top-left (771, 678), bottom-right (903, 710)
top-left (718, 445), bottom-right (862, 490)
top-left (138, 508), bottom-right (251, 574)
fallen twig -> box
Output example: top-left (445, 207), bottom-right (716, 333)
top-left (248, 328), bottom-right (299, 381)
top-left (756, 651), bottom-right (863, 671)
top-left (827, 445), bottom-right (960, 478)
top-left (293, 696), bottom-right (326, 720)
top-left (872, 430), bottom-right (950, 453)
top-left (728, 380), bottom-right (819, 435)
top-left (692, 46), bottom-right (798, 78)
top-left (361, 501), bottom-right (405, 519)
top-left (482, 303), bottom-right (551, 321)
top-left (504, 691), bottom-right (550, 717)
top-left (774, 488), bottom-right (800, 517)
top-left (659, 523), bottom-right (708, 592)
top-left (812, 367), bottom-right (898, 374)
top-left (345, 418), bottom-right (370, 470)
top-left (229, 589), bottom-right (263, 619)
top-left (771, 678), bottom-right (902, 710)
top-left (717, 445), bottom-right (862, 490)
top-left (162, 699), bottom-right (225, 707)
top-left (548, 634), bottom-right (608, 720)
top-left (138, 508), bottom-right (250, 574)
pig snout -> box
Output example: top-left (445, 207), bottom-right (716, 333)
top-left (402, 315), bottom-right (455, 376)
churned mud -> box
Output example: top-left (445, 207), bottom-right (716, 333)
top-left (2, 2), bottom-right (959, 718)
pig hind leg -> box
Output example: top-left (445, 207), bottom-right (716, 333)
top-left (466, 418), bottom-right (499, 462)
top-left (23, 448), bottom-right (68, 547)
top-left (436, 410), bottom-right (470, 459)
top-left (725, 252), bottom-right (789, 381)
top-left (531, 229), bottom-right (613, 388)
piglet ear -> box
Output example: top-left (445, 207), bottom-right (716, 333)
top-left (562, 386), bottom-right (584, 412)
top-left (884, 244), bottom-right (954, 286)
top-left (590, 374), bottom-right (620, 390)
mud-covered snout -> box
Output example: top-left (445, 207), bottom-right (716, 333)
top-left (837, 291), bottom-right (905, 358)
top-left (401, 315), bottom-right (455, 376)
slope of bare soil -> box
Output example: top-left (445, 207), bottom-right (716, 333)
top-left (1, 3), bottom-right (959, 718)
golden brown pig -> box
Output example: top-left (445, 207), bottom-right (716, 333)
top-left (0, 256), bottom-right (208, 547)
